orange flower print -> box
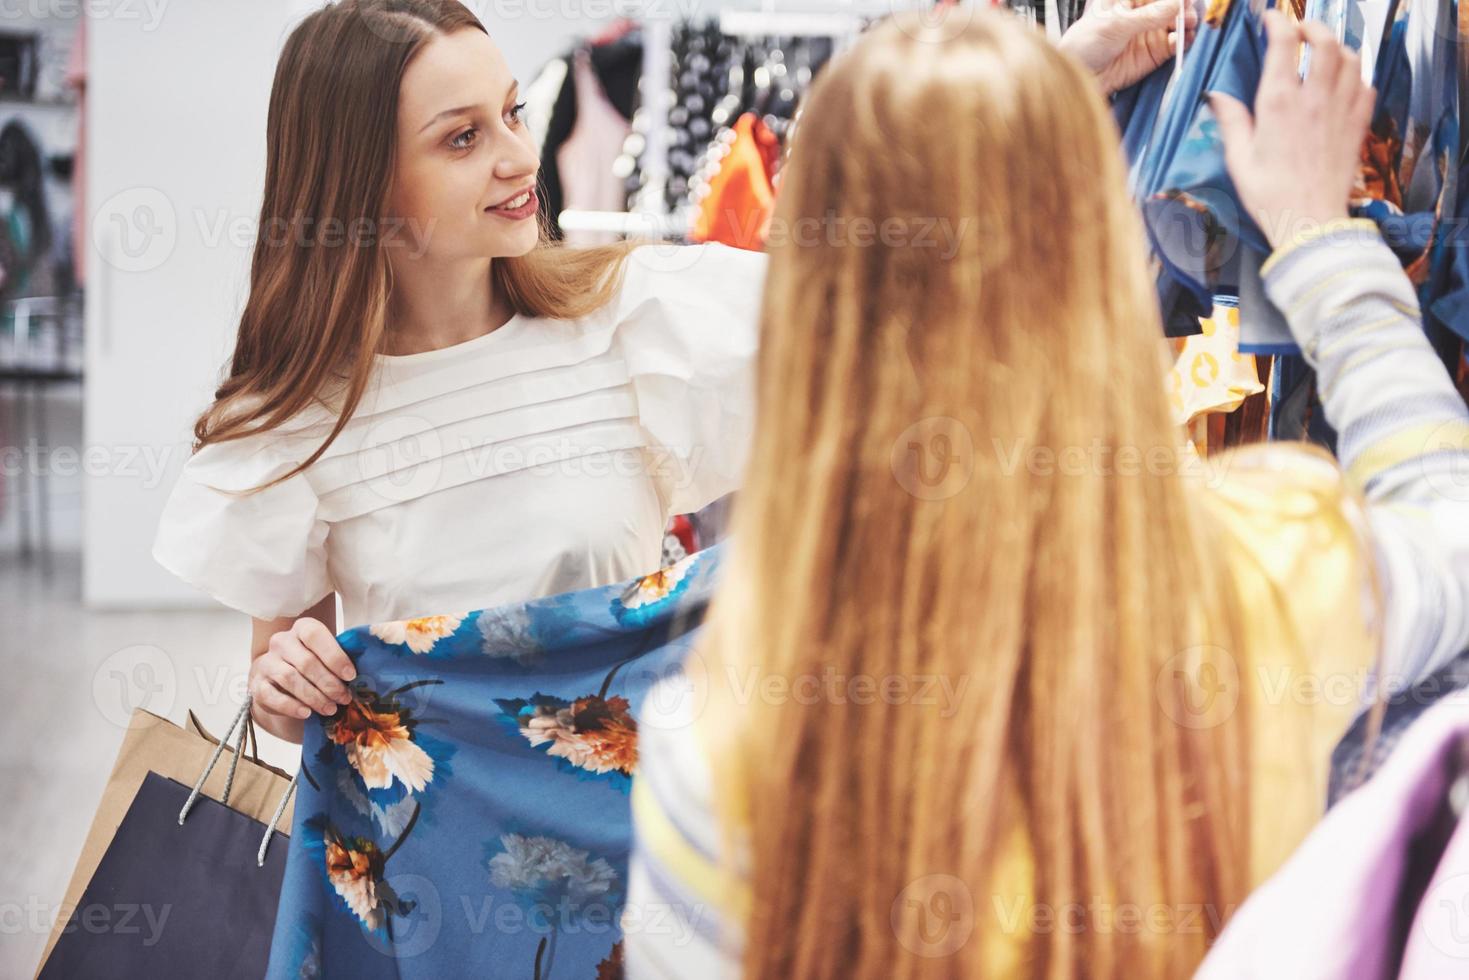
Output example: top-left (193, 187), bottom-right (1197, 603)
top-left (1354, 117), bottom-right (1404, 210)
top-left (495, 691), bottom-right (639, 789)
top-left (325, 833), bottom-right (392, 930)
top-left (610, 551), bottom-right (700, 627)
top-left (370, 613), bottom-right (463, 654)
top-left (312, 809), bottom-right (419, 934)
top-left (521, 695), bottom-right (638, 776)
top-left (496, 652), bottom-right (643, 790)
top-left (596, 940), bottom-right (624, 980)
top-left (327, 681), bottom-right (442, 793)
top-left (622, 566), bottom-right (688, 608)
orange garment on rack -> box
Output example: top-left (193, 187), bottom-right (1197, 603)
top-left (692, 113), bottom-right (781, 251)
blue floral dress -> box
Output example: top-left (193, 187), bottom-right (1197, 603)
top-left (265, 544), bottom-right (724, 979)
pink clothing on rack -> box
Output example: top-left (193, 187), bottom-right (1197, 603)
top-left (555, 47), bottom-right (632, 247)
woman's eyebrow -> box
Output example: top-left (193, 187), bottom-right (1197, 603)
top-left (418, 105), bottom-right (475, 134)
top-left (417, 81), bottom-right (520, 135)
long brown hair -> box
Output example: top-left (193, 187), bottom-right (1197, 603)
top-left (696, 10), bottom-right (1257, 978)
top-left (193, 0), bottom-right (640, 489)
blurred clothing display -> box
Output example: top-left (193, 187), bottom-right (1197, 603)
top-left (553, 47), bottom-right (634, 246)
top-left (533, 27), bottom-right (640, 241)
top-left (691, 112), bottom-right (780, 251)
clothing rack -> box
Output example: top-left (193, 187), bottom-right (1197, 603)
top-left (555, 4), bottom-right (885, 238)
top-left (718, 8), bottom-right (864, 43)
top-left (555, 208), bottom-right (693, 235)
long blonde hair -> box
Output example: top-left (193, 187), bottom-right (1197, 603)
top-left (193, 0), bottom-right (640, 489)
top-left (697, 11), bottom-right (1253, 978)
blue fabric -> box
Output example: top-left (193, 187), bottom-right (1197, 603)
top-left (1431, 164), bottom-right (1469, 340)
top-left (1267, 353), bottom-right (1339, 450)
top-left (1115, 0), bottom-right (1463, 356)
top-left (1113, 64), bottom-right (1172, 190)
top-left (1360, 0), bottom-right (1464, 345)
top-left (1109, 0), bottom-right (1275, 338)
top-left (1368, 10), bottom-right (1412, 175)
top-left (264, 545), bottom-right (725, 978)
top-left (1143, 0), bottom-right (1273, 301)
top-left (1423, 115), bottom-right (1467, 342)
top-left (1114, 66), bottom-right (1211, 336)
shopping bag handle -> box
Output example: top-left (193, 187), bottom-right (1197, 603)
top-left (245, 711), bottom-right (258, 762)
top-left (177, 694), bottom-right (301, 867)
top-left (186, 706), bottom-right (262, 765)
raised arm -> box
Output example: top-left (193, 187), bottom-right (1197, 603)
top-left (1215, 13), bottom-right (1469, 690)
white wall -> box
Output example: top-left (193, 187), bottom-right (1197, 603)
top-left (85, 1), bottom-right (286, 610)
top-left (82, 1), bottom-right (649, 610)
top-left (88, 0), bottom-right (912, 610)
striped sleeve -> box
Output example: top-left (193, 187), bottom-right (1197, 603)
top-left (623, 672), bottom-right (742, 980)
top-left (1261, 217), bottom-right (1469, 692)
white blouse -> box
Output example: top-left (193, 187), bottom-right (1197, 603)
top-left (151, 242), bottom-right (768, 628)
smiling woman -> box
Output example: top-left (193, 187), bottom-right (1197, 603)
top-left (379, 21), bottom-right (553, 356)
top-left (149, 0), bottom-right (769, 746)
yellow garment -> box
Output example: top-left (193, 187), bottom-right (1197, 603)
top-left (635, 442), bottom-right (1377, 974)
top-left (985, 442), bottom-right (1377, 969)
top-left (1166, 303), bottom-right (1265, 429)
top-left (1206, 444), bottom-right (1377, 879)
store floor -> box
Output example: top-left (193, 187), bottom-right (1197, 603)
top-left (1, 394), bottom-right (301, 976)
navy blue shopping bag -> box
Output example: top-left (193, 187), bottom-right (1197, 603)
top-left (40, 699), bottom-right (297, 979)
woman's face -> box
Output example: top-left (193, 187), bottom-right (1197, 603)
top-left (386, 28), bottom-right (540, 261)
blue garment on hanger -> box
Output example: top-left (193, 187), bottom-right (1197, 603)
top-left (1422, 112), bottom-right (1466, 342)
top-left (1110, 0), bottom-right (1273, 337)
top-left (1352, 0), bottom-right (1465, 363)
top-left (264, 545), bottom-right (724, 979)
top-left (1141, 0), bottom-right (1273, 313)
top-left (1406, 0), bottom-right (1465, 343)
top-left (1114, 66), bottom-right (1209, 336)
top-left (1428, 123), bottom-right (1468, 340)
top-left (1267, 351), bottom-right (1340, 449)
top-left (1112, 62), bottom-right (1172, 186)
top-left (1117, 0), bottom-right (1463, 357)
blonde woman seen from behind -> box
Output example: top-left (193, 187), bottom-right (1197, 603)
top-left (625, 10), bottom-right (1469, 980)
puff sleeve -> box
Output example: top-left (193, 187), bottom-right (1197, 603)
top-left (151, 432), bottom-right (334, 621)
top-left (614, 241), bottom-right (769, 517)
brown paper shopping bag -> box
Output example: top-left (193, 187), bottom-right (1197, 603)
top-left (35, 701), bottom-right (298, 976)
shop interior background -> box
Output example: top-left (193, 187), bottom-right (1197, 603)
top-left (0, 0), bottom-right (944, 972)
